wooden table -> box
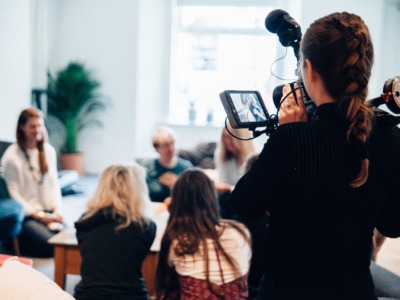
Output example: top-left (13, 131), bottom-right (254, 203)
top-left (48, 203), bottom-right (169, 297)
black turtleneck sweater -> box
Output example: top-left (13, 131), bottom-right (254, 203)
top-left (74, 211), bottom-right (156, 300)
top-left (231, 103), bottom-right (400, 287)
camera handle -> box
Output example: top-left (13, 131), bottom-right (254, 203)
top-left (224, 114), bottom-right (279, 141)
top-left (250, 115), bottom-right (279, 138)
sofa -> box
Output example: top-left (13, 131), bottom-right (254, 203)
top-left (177, 142), bottom-right (217, 169)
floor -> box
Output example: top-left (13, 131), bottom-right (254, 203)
top-left (8, 174), bottom-right (400, 297)
top-left (376, 237), bottom-right (400, 277)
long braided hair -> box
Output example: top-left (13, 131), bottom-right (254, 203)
top-left (300, 12), bottom-right (374, 187)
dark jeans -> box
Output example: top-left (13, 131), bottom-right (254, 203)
top-left (259, 270), bottom-right (377, 300)
top-left (18, 216), bottom-right (57, 258)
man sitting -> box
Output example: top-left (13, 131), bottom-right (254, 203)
top-left (141, 126), bottom-right (192, 202)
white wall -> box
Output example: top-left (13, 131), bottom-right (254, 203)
top-left (31, 0), bottom-right (49, 90)
top-left (47, 0), bottom-right (140, 173)
top-left (134, 0), bottom-right (174, 157)
top-left (0, 0), bottom-right (32, 142)
top-left (380, 0), bottom-right (400, 81)
top-left (2, 0), bottom-right (398, 173)
top-left (45, 0), bottom-right (224, 173)
top-left (297, 0), bottom-right (386, 98)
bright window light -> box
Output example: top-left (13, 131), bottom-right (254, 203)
top-left (170, 5), bottom-right (277, 126)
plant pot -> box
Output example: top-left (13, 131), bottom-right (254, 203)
top-left (60, 153), bottom-right (84, 176)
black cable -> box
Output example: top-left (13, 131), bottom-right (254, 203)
top-left (270, 41), bottom-right (297, 82)
top-left (224, 118), bottom-right (257, 141)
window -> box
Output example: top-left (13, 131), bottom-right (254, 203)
top-left (169, 4), bottom-right (278, 125)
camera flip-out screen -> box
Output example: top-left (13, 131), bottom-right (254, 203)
top-left (219, 90), bottom-right (269, 129)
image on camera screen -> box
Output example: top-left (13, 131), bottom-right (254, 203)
top-left (230, 92), bottom-right (267, 123)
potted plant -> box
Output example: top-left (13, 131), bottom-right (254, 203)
top-left (47, 62), bottom-right (107, 176)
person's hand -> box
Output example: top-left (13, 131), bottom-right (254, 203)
top-left (154, 197), bottom-right (172, 216)
top-left (47, 222), bottom-right (65, 232)
top-left (158, 172), bottom-right (178, 188)
top-left (279, 83), bottom-right (308, 125)
top-left (215, 182), bottom-right (232, 194)
top-left (372, 228), bottom-right (387, 261)
top-left (52, 213), bottom-right (63, 223)
top-left (164, 196), bottom-right (172, 207)
top-left (52, 208), bottom-right (63, 223)
top-left (32, 211), bottom-right (58, 224)
top-left (164, 197), bottom-right (172, 213)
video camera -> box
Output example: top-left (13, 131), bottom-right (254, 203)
top-left (219, 9), bottom-right (400, 136)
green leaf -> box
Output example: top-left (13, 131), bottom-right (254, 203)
top-left (47, 62), bottom-right (109, 153)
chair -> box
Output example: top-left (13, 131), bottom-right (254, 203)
top-left (0, 254), bottom-right (32, 267)
top-left (0, 256), bottom-right (75, 300)
top-left (0, 176), bottom-right (24, 256)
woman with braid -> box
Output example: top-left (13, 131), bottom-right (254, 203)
top-left (1, 108), bottom-right (62, 257)
top-left (231, 12), bottom-right (400, 299)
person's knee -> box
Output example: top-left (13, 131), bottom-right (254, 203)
top-left (8, 203), bottom-right (24, 227)
top-left (19, 219), bottom-right (55, 258)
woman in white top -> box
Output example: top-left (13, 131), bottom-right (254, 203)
top-left (155, 168), bottom-right (251, 300)
top-left (214, 123), bottom-right (257, 218)
top-left (240, 94), bottom-right (256, 123)
top-left (1, 108), bottom-right (62, 257)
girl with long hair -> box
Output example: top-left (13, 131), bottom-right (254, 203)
top-left (231, 12), bottom-right (400, 299)
top-left (155, 168), bottom-right (251, 299)
top-left (215, 124), bottom-right (257, 190)
top-left (214, 124), bottom-right (258, 219)
top-left (74, 162), bottom-right (156, 300)
top-left (1, 107), bottom-right (62, 258)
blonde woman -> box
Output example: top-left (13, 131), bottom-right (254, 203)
top-left (214, 124), bottom-right (257, 218)
top-left (214, 124), bottom-right (257, 192)
top-left (74, 163), bottom-right (156, 300)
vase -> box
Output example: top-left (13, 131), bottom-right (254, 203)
top-left (60, 153), bottom-right (84, 176)
top-left (188, 102), bottom-right (197, 124)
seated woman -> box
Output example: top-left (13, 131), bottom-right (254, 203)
top-left (141, 126), bottom-right (193, 202)
top-left (249, 96), bottom-right (267, 122)
top-left (214, 124), bottom-right (257, 218)
top-left (74, 162), bottom-right (156, 300)
top-left (240, 94), bottom-right (255, 122)
top-left (155, 168), bottom-right (251, 300)
top-left (1, 108), bottom-right (62, 258)
top-left (0, 197), bottom-right (24, 251)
